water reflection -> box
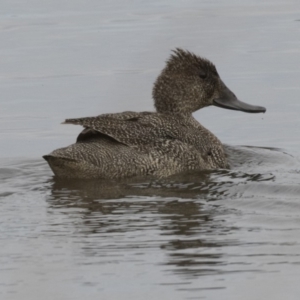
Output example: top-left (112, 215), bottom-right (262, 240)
top-left (47, 170), bottom-right (253, 202)
top-left (45, 163), bottom-right (257, 279)
top-left (47, 177), bottom-right (230, 278)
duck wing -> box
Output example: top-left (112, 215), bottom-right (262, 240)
top-left (63, 113), bottom-right (170, 148)
top-left (73, 111), bottom-right (154, 143)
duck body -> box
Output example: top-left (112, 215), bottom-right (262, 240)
top-left (44, 111), bottom-right (227, 179)
top-left (44, 49), bottom-right (266, 179)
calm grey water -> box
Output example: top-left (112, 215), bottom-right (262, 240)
top-left (1, 1), bottom-right (300, 299)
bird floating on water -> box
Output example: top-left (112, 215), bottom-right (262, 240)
top-left (44, 49), bottom-right (266, 179)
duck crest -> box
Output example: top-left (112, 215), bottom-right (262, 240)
top-left (44, 49), bottom-right (266, 179)
top-left (167, 48), bottom-right (218, 76)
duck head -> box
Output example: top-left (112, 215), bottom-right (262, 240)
top-left (153, 48), bottom-right (266, 115)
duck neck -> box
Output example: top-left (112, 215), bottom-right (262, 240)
top-left (153, 74), bottom-right (205, 115)
top-left (154, 88), bottom-right (203, 116)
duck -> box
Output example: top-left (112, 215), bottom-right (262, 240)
top-left (43, 48), bottom-right (266, 179)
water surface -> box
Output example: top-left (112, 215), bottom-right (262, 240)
top-left (1, 1), bottom-right (300, 299)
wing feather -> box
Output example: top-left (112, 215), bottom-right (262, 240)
top-left (63, 115), bottom-right (161, 146)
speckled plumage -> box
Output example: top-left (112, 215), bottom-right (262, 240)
top-left (44, 49), bottom-right (236, 179)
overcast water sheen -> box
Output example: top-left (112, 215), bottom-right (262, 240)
top-left (1, 1), bottom-right (300, 299)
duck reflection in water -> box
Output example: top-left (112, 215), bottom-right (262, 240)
top-left (47, 171), bottom-right (231, 278)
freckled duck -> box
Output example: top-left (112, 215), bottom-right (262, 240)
top-left (43, 49), bottom-right (266, 179)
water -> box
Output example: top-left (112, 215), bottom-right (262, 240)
top-left (1, 1), bottom-right (300, 299)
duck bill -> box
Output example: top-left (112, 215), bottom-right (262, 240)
top-left (213, 81), bottom-right (266, 113)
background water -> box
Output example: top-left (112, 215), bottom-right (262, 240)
top-left (1, 0), bottom-right (300, 299)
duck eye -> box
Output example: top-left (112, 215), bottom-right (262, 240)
top-left (199, 71), bottom-right (207, 79)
